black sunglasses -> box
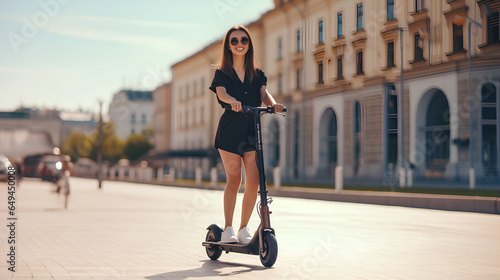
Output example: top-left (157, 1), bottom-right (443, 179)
top-left (230, 37), bottom-right (249, 46)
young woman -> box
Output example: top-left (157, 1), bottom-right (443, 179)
top-left (209, 25), bottom-right (284, 244)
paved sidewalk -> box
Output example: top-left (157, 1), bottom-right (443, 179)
top-left (1, 177), bottom-right (499, 280)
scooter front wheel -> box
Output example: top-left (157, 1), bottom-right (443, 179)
top-left (205, 228), bottom-right (222, 260)
top-left (260, 231), bottom-right (278, 267)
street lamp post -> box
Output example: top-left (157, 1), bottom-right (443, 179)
top-left (97, 99), bottom-right (103, 189)
top-left (466, 16), bottom-right (482, 190)
top-left (398, 27), bottom-right (407, 188)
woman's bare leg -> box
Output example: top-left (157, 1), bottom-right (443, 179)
top-left (240, 151), bottom-right (259, 230)
top-left (218, 149), bottom-right (242, 229)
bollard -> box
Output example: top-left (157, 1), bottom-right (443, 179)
top-left (109, 167), bottom-right (116, 180)
top-left (169, 167), bottom-right (175, 182)
top-left (210, 167), bottom-right (217, 187)
top-left (146, 167), bottom-right (153, 182)
top-left (195, 167), bottom-right (202, 185)
top-left (273, 167), bottom-right (281, 189)
top-left (335, 166), bottom-right (343, 193)
top-left (158, 167), bottom-right (164, 182)
top-left (118, 167), bottom-right (125, 180)
top-left (129, 168), bottom-right (135, 180)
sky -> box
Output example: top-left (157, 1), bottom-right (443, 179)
top-left (0, 0), bottom-right (274, 114)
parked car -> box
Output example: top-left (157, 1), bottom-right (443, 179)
top-left (36, 155), bottom-right (62, 182)
top-left (0, 155), bottom-right (10, 182)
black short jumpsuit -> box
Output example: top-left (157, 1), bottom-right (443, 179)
top-left (209, 68), bottom-right (267, 157)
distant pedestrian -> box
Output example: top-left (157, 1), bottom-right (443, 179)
top-left (209, 25), bottom-right (284, 244)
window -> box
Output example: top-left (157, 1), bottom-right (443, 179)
top-left (481, 83), bottom-right (498, 178)
top-left (425, 91), bottom-right (450, 175)
top-left (297, 29), bottom-right (301, 52)
top-left (453, 23), bottom-right (464, 52)
top-left (354, 101), bottom-right (362, 176)
top-left (387, 0), bottom-right (394, 22)
top-left (387, 41), bottom-right (395, 68)
top-left (414, 34), bottom-right (424, 61)
top-left (318, 19), bottom-right (324, 44)
top-left (387, 85), bottom-right (398, 167)
top-left (278, 37), bottom-right (283, 59)
top-left (318, 62), bottom-right (324, 84)
top-left (142, 114), bottom-right (146, 124)
top-left (487, 11), bottom-right (499, 44)
top-left (337, 55), bottom-right (343, 79)
top-left (415, 0), bottom-right (424, 12)
top-left (131, 113), bottom-right (136, 124)
top-left (296, 69), bottom-right (301, 90)
top-left (357, 3), bottom-right (363, 31)
top-left (356, 50), bottom-right (364, 75)
top-left (337, 13), bottom-right (343, 38)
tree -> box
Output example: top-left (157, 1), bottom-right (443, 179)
top-left (63, 132), bottom-right (93, 162)
top-left (123, 133), bottom-right (153, 161)
top-left (89, 121), bottom-right (124, 163)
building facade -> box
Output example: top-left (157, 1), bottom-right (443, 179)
top-left (162, 0), bottom-right (500, 187)
top-left (153, 83), bottom-right (171, 152)
top-left (108, 90), bottom-right (154, 141)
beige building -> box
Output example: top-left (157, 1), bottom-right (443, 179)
top-left (162, 0), bottom-right (500, 186)
top-left (153, 83), bottom-right (171, 152)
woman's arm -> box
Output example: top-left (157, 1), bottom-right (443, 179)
top-left (216, 86), bottom-right (242, 112)
top-left (260, 85), bottom-right (284, 113)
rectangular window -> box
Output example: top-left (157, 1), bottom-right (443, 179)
top-left (318, 19), bottom-right (324, 44)
top-left (318, 62), bottom-right (324, 84)
top-left (415, 0), bottom-right (424, 12)
top-left (387, 41), bottom-right (395, 68)
top-left (296, 69), bottom-right (301, 90)
top-left (297, 29), bottom-right (301, 52)
top-left (452, 23), bottom-right (464, 52)
top-left (356, 50), bottom-right (363, 75)
top-left (142, 114), bottom-right (146, 124)
top-left (131, 113), bottom-right (136, 124)
top-left (278, 37), bottom-right (283, 59)
top-left (414, 34), bottom-right (424, 61)
top-left (337, 12), bottom-right (343, 38)
top-left (337, 56), bottom-right (343, 79)
top-left (487, 11), bottom-right (499, 44)
top-left (387, 0), bottom-right (394, 21)
top-left (387, 85), bottom-right (398, 166)
top-left (357, 3), bottom-right (363, 31)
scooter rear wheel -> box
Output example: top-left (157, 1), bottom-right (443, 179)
top-left (205, 229), bottom-right (222, 260)
top-left (260, 231), bottom-right (278, 267)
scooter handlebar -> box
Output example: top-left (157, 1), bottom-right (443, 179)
top-left (225, 105), bottom-right (287, 114)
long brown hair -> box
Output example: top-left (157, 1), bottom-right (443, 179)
top-left (217, 25), bottom-right (258, 83)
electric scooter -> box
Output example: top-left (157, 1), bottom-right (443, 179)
top-left (202, 105), bottom-right (286, 268)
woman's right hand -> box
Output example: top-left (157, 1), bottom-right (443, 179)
top-left (229, 99), bottom-right (242, 112)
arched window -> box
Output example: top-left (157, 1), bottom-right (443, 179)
top-left (481, 83), bottom-right (498, 178)
top-left (319, 108), bottom-right (338, 178)
top-left (354, 101), bottom-right (363, 176)
top-left (425, 91), bottom-right (450, 177)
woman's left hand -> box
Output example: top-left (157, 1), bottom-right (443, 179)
top-left (273, 103), bottom-right (284, 113)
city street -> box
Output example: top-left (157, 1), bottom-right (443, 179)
top-left (1, 177), bottom-right (499, 280)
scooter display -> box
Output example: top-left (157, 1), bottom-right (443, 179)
top-left (202, 105), bottom-right (286, 267)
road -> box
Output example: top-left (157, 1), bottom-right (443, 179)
top-left (1, 177), bottom-right (499, 280)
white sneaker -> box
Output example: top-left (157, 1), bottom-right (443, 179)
top-left (220, 226), bottom-right (239, 243)
top-left (237, 227), bottom-right (252, 244)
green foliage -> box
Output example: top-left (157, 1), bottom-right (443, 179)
top-left (123, 133), bottom-right (153, 161)
top-left (63, 121), bottom-right (124, 163)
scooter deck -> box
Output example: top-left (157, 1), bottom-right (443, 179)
top-left (202, 241), bottom-right (259, 255)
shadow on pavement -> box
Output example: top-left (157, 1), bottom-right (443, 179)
top-left (146, 260), bottom-right (269, 279)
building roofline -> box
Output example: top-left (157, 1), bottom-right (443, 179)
top-left (170, 15), bottom-right (270, 69)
